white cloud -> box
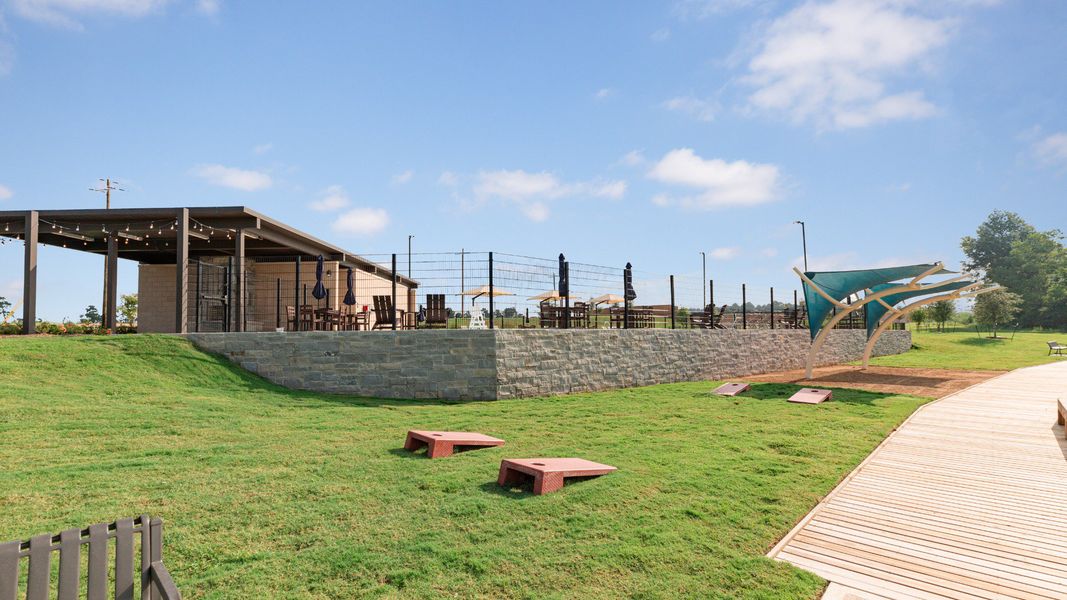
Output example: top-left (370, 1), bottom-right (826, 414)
top-left (618, 150), bottom-right (646, 167)
top-left (673, 0), bottom-right (761, 19)
top-left (594, 88), bottom-right (615, 100)
top-left (252, 142), bottom-right (272, 155)
top-left (0, 14), bottom-right (12, 76)
top-left (651, 27), bottom-right (671, 42)
top-left (0, 184), bottom-right (12, 200)
top-left (190, 164), bottom-right (272, 191)
top-left (743, 0), bottom-right (956, 130)
top-left (392, 169), bottom-right (414, 184)
top-left (710, 247), bottom-right (740, 260)
top-left (11, 0), bottom-right (173, 28)
top-left (662, 96), bottom-right (717, 122)
top-left (333, 208), bottom-right (389, 236)
top-left (1034, 132), bottom-right (1067, 168)
top-left (309, 185), bottom-right (349, 212)
top-left (471, 169), bottom-right (627, 221)
top-left (437, 171), bottom-right (459, 187)
top-left (195, 0), bottom-right (218, 15)
top-left (648, 148), bottom-right (780, 209)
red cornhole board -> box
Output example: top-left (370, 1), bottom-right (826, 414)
top-left (788, 388), bottom-right (832, 404)
top-left (713, 382), bottom-right (750, 396)
top-left (497, 458), bottom-right (617, 495)
top-left (404, 430), bottom-right (504, 459)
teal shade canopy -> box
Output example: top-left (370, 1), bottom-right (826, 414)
top-left (864, 279), bottom-right (974, 338)
top-left (801, 263), bottom-right (946, 340)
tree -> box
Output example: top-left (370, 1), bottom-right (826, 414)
top-left (973, 289), bottom-right (1022, 338)
top-left (910, 307), bottom-right (927, 331)
top-left (928, 300), bottom-right (956, 332)
top-left (0, 296), bottom-right (10, 322)
top-left (960, 210), bottom-right (1034, 276)
top-left (118, 294), bottom-right (138, 325)
top-left (80, 305), bottom-right (101, 324)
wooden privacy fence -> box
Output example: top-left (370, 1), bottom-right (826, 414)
top-left (0, 515), bottom-right (180, 600)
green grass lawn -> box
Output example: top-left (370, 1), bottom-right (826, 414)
top-left (867, 330), bottom-right (1067, 371)
top-left (0, 336), bottom-right (928, 599)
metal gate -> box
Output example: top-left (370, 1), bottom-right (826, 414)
top-left (194, 259), bottom-right (231, 332)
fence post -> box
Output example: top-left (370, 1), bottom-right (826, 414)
top-left (195, 260), bottom-right (202, 333)
top-left (742, 283), bottom-right (747, 330)
top-left (225, 256), bottom-right (233, 332)
top-left (391, 253), bottom-right (398, 331)
top-left (709, 279), bottom-right (714, 310)
top-left (276, 278), bottom-right (281, 330)
top-left (669, 275), bottom-right (676, 329)
top-left (770, 287), bottom-right (775, 330)
top-left (460, 249), bottom-right (465, 322)
top-left (623, 263), bottom-right (631, 329)
top-left (794, 289), bottom-right (798, 329)
top-left (488, 251), bottom-right (495, 329)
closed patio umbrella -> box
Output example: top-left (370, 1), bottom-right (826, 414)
top-left (312, 255), bottom-right (327, 300)
top-left (343, 267), bottom-right (356, 307)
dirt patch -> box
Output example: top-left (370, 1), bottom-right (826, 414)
top-left (747, 365), bottom-right (1002, 398)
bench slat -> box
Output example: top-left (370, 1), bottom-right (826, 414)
top-left (57, 528), bottom-right (81, 600)
top-left (115, 518), bottom-right (134, 600)
top-left (87, 523), bottom-right (108, 600)
top-left (149, 519), bottom-right (163, 600)
top-left (26, 534), bottom-right (51, 600)
top-left (0, 541), bottom-right (19, 600)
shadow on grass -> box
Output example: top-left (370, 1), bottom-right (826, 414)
top-left (479, 475), bottom-right (605, 499)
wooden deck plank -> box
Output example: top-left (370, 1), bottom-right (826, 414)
top-left (770, 361), bottom-right (1067, 599)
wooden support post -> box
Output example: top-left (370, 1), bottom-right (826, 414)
top-left (234, 232), bottom-right (245, 332)
top-left (175, 209), bottom-right (189, 334)
top-left (391, 253), bottom-right (398, 331)
top-left (105, 236), bottom-right (118, 330)
top-left (22, 211), bottom-right (38, 335)
top-left (770, 287), bottom-right (775, 330)
top-left (742, 283), bottom-right (747, 330)
top-left (669, 275), bottom-right (676, 329)
top-left (488, 252), bottom-right (495, 330)
top-left (294, 256), bottom-right (301, 330)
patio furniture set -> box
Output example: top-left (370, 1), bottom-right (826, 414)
top-left (285, 295), bottom-right (418, 331)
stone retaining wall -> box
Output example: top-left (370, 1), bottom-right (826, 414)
top-left (185, 329), bottom-right (910, 400)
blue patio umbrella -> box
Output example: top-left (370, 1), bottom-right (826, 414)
top-left (312, 255), bottom-right (327, 300)
top-left (343, 267), bottom-right (356, 306)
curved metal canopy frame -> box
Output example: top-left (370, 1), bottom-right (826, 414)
top-left (796, 262), bottom-right (971, 379)
top-left (860, 283), bottom-right (998, 368)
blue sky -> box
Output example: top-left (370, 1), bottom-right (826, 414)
top-left (1, 0), bottom-right (1065, 319)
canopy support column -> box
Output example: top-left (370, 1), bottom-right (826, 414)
top-left (22, 211), bottom-right (38, 335)
top-left (234, 231), bottom-right (246, 332)
top-left (175, 209), bottom-right (189, 334)
top-left (104, 236), bottom-right (118, 330)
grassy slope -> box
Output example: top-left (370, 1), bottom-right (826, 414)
top-left (0, 336), bottom-right (926, 599)
top-left (867, 330), bottom-right (1066, 371)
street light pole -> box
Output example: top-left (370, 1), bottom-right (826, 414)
top-left (793, 220), bottom-right (808, 271)
top-left (700, 251), bottom-right (706, 307)
top-left (407, 235), bottom-right (414, 279)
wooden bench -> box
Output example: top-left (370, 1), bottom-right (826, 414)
top-left (497, 458), bottom-right (617, 495)
top-left (0, 515), bottom-right (180, 600)
top-left (404, 430), bottom-right (504, 458)
top-left (1057, 399), bottom-right (1067, 431)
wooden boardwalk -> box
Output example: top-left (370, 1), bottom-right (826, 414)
top-left (769, 360), bottom-right (1067, 600)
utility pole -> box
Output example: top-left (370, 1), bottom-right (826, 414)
top-left (92, 179), bottom-right (124, 327)
top-left (700, 251), bottom-right (706, 307)
top-left (793, 220), bottom-right (808, 271)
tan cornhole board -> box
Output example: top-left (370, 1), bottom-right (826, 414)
top-left (1057, 399), bottom-right (1067, 435)
top-left (713, 382), bottom-right (750, 396)
top-left (497, 458), bottom-right (617, 495)
top-left (404, 430), bottom-right (504, 458)
top-left (788, 388), bottom-right (832, 404)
